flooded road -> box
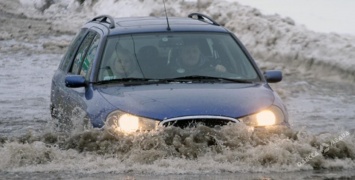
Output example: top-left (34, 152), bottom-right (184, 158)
top-left (0, 1), bottom-right (355, 179)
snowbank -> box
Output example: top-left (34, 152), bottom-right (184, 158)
top-left (204, 1), bottom-right (355, 82)
top-left (12, 0), bottom-right (355, 82)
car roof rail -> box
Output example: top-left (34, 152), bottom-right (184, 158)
top-left (188, 13), bottom-right (220, 26)
top-left (91, 15), bottom-right (115, 29)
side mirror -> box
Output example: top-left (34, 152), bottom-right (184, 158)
top-left (264, 70), bottom-right (282, 83)
top-left (65, 75), bottom-right (86, 88)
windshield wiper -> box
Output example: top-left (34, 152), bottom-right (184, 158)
top-left (165, 75), bottom-right (254, 83)
top-left (95, 78), bottom-right (193, 86)
top-left (95, 76), bottom-right (253, 86)
top-left (95, 78), bottom-right (160, 85)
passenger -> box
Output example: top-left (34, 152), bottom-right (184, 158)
top-left (174, 42), bottom-right (226, 74)
top-left (103, 49), bottom-right (143, 80)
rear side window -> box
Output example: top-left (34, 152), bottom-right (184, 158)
top-left (59, 28), bottom-right (88, 71)
top-left (69, 31), bottom-right (97, 74)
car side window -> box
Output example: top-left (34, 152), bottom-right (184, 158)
top-left (59, 28), bottom-right (88, 71)
top-left (70, 31), bottom-right (97, 74)
top-left (80, 34), bottom-right (101, 79)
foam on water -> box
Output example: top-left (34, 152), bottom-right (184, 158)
top-left (0, 124), bottom-right (354, 174)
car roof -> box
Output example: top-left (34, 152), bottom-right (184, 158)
top-left (86, 13), bottom-right (230, 35)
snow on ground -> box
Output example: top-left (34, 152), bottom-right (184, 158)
top-left (15, 0), bottom-right (355, 83)
top-left (231, 0), bottom-right (355, 36)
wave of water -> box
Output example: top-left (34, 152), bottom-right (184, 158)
top-left (0, 123), bottom-right (354, 175)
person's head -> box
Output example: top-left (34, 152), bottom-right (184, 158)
top-left (180, 42), bottom-right (201, 66)
top-left (113, 49), bottom-right (134, 74)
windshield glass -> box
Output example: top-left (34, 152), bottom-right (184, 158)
top-left (97, 33), bottom-right (260, 82)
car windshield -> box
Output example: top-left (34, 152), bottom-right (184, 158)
top-left (97, 33), bottom-right (260, 83)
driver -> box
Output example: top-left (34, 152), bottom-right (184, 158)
top-left (174, 42), bottom-right (226, 74)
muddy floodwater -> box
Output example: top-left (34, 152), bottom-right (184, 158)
top-left (1, 1), bottom-right (355, 179)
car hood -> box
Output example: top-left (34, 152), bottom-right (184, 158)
top-left (97, 83), bottom-right (275, 120)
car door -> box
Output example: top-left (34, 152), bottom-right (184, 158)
top-left (63, 31), bottom-right (101, 124)
top-left (51, 29), bottom-right (101, 125)
top-left (51, 28), bottom-right (89, 119)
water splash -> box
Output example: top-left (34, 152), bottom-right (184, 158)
top-left (1, 124), bottom-right (354, 174)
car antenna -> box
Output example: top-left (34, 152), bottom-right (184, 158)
top-left (163, 0), bottom-right (171, 31)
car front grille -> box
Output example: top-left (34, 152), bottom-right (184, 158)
top-left (161, 116), bottom-right (238, 128)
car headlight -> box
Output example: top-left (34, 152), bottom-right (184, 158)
top-left (106, 110), bottom-right (159, 133)
top-left (239, 105), bottom-right (285, 127)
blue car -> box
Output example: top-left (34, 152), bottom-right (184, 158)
top-left (50, 13), bottom-right (289, 133)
